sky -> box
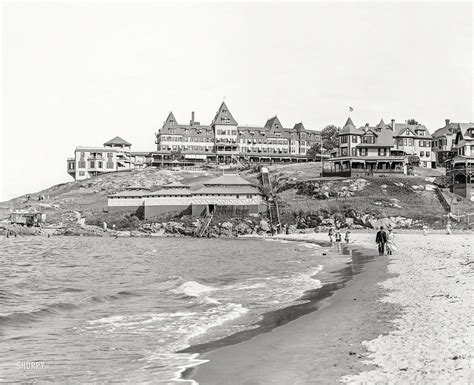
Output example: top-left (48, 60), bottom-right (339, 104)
top-left (1, 1), bottom-right (473, 201)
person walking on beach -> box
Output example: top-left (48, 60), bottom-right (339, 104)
top-left (335, 229), bottom-right (342, 242)
top-left (375, 226), bottom-right (387, 256)
top-left (345, 230), bottom-right (350, 243)
top-left (328, 227), bottom-right (335, 242)
top-left (386, 228), bottom-right (397, 255)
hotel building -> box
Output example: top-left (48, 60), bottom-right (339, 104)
top-left (152, 101), bottom-right (321, 166)
top-left (67, 136), bottom-right (151, 181)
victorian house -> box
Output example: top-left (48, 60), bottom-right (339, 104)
top-left (446, 123), bottom-right (474, 200)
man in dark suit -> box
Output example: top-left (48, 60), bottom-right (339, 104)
top-left (375, 226), bottom-right (387, 256)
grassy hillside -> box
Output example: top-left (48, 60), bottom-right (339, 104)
top-left (0, 168), bottom-right (220, 225)
top-left (1, 163), bottom-right (470, 232)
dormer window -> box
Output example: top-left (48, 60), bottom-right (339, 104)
top-left (169, 119), bottom-right (175, 125)
top-left (275, 124), bottom-right (279, 129)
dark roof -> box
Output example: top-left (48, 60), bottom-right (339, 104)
top-left (293, 122), bottom-right (305, 132)
top-left (161, 181), bottom-right (191, 189)
top-left (211, 101), bottom-right (238, 126)
top-left (264, 116), bottom-right (283, 130)
top-left (392, 123), bottom-right (431, 138)
top-left (103, 136), bottom-right (131, 146)
top-left (356, 128), bottom-right (394, 148)
top-left (194, 186), bottom-right (262, 195)
top-left (339, 117), bottom-right (363, 135)
top-left (376, 119), bottom-right (388, 130)
top-left (145, 189), bottom-right (192, 196)
top-left (204, 174), bottom-right (255, 186)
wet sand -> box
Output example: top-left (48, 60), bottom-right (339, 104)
top-left (187, 236), bottom-right (398, 384)
top-left (188, 231), bottom-right (473, 384)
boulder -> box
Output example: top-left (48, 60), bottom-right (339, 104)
top-left (259, 220), bottom-right (271, 232)
top-left (221, 222), bottom-right (233, 230)
top-left (321, 218), bottom-right (335, 226)
top-left (235, 222), bottom-right (252, 235)
top-left (164, 221), bottom-right (186, 234)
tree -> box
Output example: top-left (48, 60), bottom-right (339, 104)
top-left (307, 143), bottom-right (322, 160)
top-left (406, 119), bottom-right (419, 125)
top-left (321, 125), bottom-right (339, 151)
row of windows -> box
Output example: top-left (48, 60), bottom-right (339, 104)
top-left (111, 194), bottom-right (255, 199)
top-left (240, 147), bottom-right (289, 154)
top-left (397, 139), bottom-right (431, 147)
top-left (77, 161), bottom-right (114, 169)
top-left (79, 152), bottom-right (114, 158)
top-left (161, 136), bottom-right (213, 143)
top-left (216, 129), bottom-right (237, 135)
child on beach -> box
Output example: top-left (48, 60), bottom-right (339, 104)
top-left (422, 225), bottom-right (428, 236)
top-left (446, 221), bottom-right (452, 235)
top-left (386, 228), bottom-right (397, 255)
top-left (335, 229), bottom-right (342, 242)
top-left (328, 227), bottom-right (334, 242)
top-left (345, 230), bottom-right (350, 243)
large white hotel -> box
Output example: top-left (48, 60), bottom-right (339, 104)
top-left (152, 101), bottom-right (321, 166)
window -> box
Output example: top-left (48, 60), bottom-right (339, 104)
top-left (79, 171), bottom-right (85, 176)
top-left (351, 148), bottom-right (357, 156)
top-left (362, 136), bottom-right (375, 144)
top-left (78, 161), bottom-right (86, 168)
top-left (340, 135), bottom-right (348, 144)
top-left (404, 139), bottom-right (408, 146)
top-left (360, 148), bottom-right (368, 156)
top-left (426, 151), bottom-right (430, 157)
top-left (247, 194), bottom-right (253, 199)
top-left (98, 161), bottom-right (103, 168)
top-left (408, 139), bottom-right (413, 146)
top-left (378, 148), bottom-right (387, 156)
top-left (420, 151), bottom-right (424, 157)
top-left (80, 152), bottom-right (85, 158)
top-left (352, 136), bottom-right (358, 143)
top-left (107, 152), bottom-right (113, 158)
top-left (89, 161), bottom-right (95, 168)
top-left (341, 148), bottom-right (348, 156)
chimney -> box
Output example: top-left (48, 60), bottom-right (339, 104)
top-left (391, 119), bottom-right (395, 130)
top-left (445, 119), bottom-right (450, 127)
top-left (190, 111), bottom-right (195, 126)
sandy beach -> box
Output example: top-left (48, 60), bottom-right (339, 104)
top-left (189, 231), bottom-right (473, 384)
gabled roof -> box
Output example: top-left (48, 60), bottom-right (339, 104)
top-left (392, 123), bottom-right (431, 138)
top-left (211, 101), bottom-right (238, 126)
top-left (293, 122), bottom-right (305, 132)
top-left (264, 116), bottom-right (283, 131)
top-left (357, 128), bottom-right (394, 148)
top-left (204, 174), bottom-right (255, 187)
top-left (103, 136), bottom-right (131, 146)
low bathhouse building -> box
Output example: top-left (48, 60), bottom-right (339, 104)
top-left (108, 174), bottom-right (266, 219)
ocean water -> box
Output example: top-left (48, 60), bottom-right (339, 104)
top-left (0, 236), bottom-right (351, 383)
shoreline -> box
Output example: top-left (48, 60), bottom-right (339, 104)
top-left (184, 234), bottom-right (399, 384)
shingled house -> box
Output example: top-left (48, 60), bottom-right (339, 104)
top-left (108, 174), bottom-right (266, 219)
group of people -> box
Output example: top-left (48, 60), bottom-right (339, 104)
top-left (328, 227), bottom-right (350, 243)
top-left (376, 226), bottom-right (397, 256)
